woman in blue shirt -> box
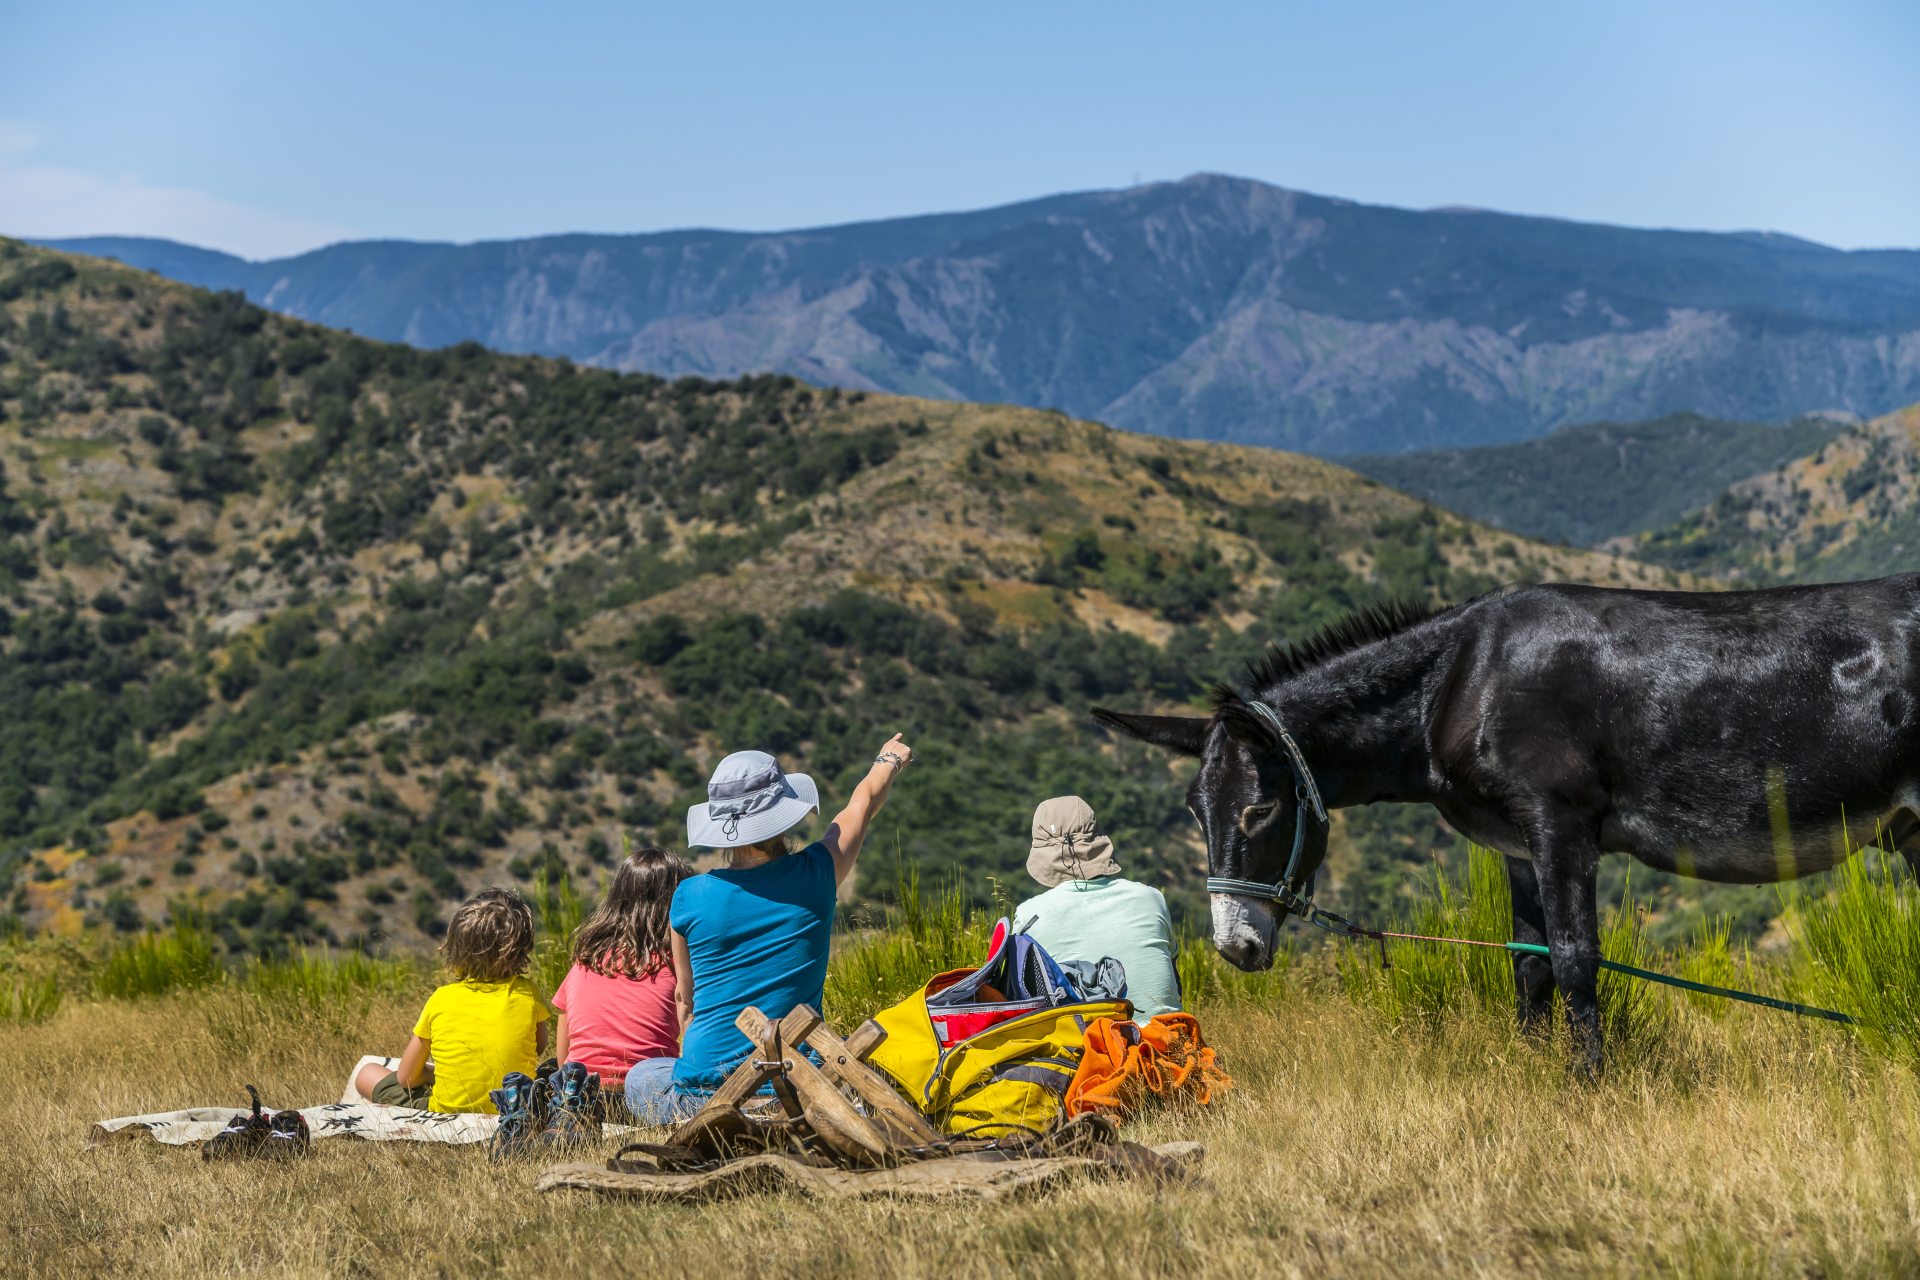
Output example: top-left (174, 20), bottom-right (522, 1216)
top-left (624, 733), bottom-right (914, 1124)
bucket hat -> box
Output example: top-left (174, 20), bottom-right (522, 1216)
top-left (686, 750), bottom-right (819, 850)
top-left (1027, 795), bottom-right (1121, 887)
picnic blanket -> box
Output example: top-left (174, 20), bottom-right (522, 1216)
top-left (88, 1055), bottom-right (640, 1149)
top-left (89, 1101), bottom-right (501, 1148)
top-left (538, 1110), bottom-right (1205, 1203)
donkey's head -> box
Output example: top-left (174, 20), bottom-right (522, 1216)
top-left (1092, 697), bottom-right (1329, 972)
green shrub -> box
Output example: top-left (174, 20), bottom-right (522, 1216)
top-left (1676, 914), bottom-right (1742, 1019)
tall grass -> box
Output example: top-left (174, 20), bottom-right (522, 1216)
top-left (241, 949), bottom-right (419, 1009)
top-left (1, 976), bottom-right (61, 1024)
top-left (45, 836), bottom-right (1920, 1075)
top-left (529, 870), bottom-right (588, 998)
top-left (1175, 933), bottom-right (1294, 1007)
top-left (88, 917), bottom-right (424, 1015)
top-left (1676, 914), bottom-right (1742, 1018)
top-left (1338, 844), bottom-right (1514, 1018)
top-left (93, 921), bottom-right (222, 999)
top-left (1595, 867), bottom-right (1667, 1054)
top-left (826, 868), bottom-right (994, 1025)
top-left (1784, 848), bottom-right (1920, 1060)
top-left (1335, 845), bottom-right (1667, 1056)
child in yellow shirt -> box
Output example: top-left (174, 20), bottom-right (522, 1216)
top-left (355, 888), bottom-right (550, 1113)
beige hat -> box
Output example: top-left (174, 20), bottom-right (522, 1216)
top-left (1027, 795), bottom-right (1120, 888)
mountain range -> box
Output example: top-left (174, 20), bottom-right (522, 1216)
top-left (39, 174), bottom-right (1920, 456)
top-left (0, 239), bottom-right (1684, 952)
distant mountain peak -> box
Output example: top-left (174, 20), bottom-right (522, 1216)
top-left (36, 177), bottom-right (1920, 455)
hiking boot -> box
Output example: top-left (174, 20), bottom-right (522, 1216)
top-left (263, 1106), bottom-right (313, 1160)
top-left (202, 1085), bottom-right (273, 1161)
top-left (486, 1070), bottom-right (547, 1161)
top-left (538, 1060), bottom-right (602, 1149)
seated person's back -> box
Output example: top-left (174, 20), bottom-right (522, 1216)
top-left (622, 735), bottom-right (914, 1125)
top-left (553, 846), bottom-right (694, 1090)
top-left (416, 974), bottom-right (548, 1113)
top-left (1013, 795), bottom-right (1180, 1024)
top-left (353, 887), bottom-right (550, 1113)
top-left (671, 838), bottom-right (838, 1088)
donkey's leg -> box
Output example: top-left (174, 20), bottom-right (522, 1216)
top-left (1523, 815), bottom-right (1605, 1078)
top-left (1505, 855), bottom-right (1555, 1035)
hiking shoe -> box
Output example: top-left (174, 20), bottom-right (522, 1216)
top-left (263, 1106), bottom-right (313, 1160)
top-left (486, 1070), bottom-right (547, 1161)
top-left (202, 1085), bottom-right (273, 1161)
top-left (538, 1061), bottom-right (602, 1149)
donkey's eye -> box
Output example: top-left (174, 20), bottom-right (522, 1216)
top-left (1238, 802), bottom-right (1279, 835)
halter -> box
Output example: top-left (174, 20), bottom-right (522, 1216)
top-left (1205, 700), bottom-right (1353, 933)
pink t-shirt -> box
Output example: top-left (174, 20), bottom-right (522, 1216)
top-left (551, 959), bottom-right (680, 1086)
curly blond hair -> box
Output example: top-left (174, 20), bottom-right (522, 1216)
top-left (441, 888), bottom-right (535, 982)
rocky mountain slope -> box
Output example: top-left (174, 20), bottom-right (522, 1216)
top-left (0, 240), bottom-right (1684, 954)
top-left (1624, 403), bottom-right (1920, 583)
top-left (1347, 412), bottom-right (1843, 547)
top-left (42, 174), bottom-right (1920, 456)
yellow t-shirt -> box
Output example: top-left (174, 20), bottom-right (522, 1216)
top-left (413, 977), bottom-right (550, 1114)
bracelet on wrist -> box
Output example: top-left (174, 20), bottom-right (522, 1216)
top-left (875, 751), bottom-right (906, 770)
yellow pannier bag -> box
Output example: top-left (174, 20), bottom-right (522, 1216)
top-left (864, 922), bottom-right (1131, 1138)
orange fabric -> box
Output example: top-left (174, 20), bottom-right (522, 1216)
top-left (1064, 1012), bottom-right (1231, 1119)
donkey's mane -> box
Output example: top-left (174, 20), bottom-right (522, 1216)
top-left (1210, 598), bottom-right (1443, 708)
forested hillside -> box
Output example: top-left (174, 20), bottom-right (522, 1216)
top-left (0, 240), bottom-right (1683, 956)
top-left (1346, 413), bottom-right (1841, 546)
top-left (44, 173), bottom-right (1920, 455)
top-left (1624, 404), bottom-right (1920, 582)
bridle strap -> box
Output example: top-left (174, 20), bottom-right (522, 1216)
top-left (1206, 698), bottom-right (1335, 927)
top-left (1242, 700), bottom-right (1325, 822)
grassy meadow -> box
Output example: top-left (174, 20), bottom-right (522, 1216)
top-left (7, 849), bottom-right (1920, 1278)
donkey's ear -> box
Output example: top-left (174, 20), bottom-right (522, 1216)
top-left (1215, 698), bottom-right (1282, 752)
top-left (1090, 708), bottom-right (1208, 757)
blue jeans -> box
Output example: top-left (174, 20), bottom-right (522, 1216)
top-left (624, 1057), bottom-right (704, 1126)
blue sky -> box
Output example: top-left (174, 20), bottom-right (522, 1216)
top-left (0, 0), bottom-right (1914, 257)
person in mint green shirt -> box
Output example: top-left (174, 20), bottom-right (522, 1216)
top-left (1011, 795), bottom-right (1180, 1025)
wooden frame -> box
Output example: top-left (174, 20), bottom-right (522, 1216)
top-left (663, 1005), bottom-right (939, 1167)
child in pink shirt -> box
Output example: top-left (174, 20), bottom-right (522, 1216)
top-left (553, 847), bottom-right (693, 1091)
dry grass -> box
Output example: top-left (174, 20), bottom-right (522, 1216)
top-left (9, 966), bottom-right (1919, 1278)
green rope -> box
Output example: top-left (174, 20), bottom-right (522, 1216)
top-left (1503, 940), bottom-right (1855, 1025)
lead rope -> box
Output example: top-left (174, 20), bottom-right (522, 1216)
top-left (1320, 920), bottom-right (1855, 1025)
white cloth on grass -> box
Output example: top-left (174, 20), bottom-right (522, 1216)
top-left (87, 1053), bottom-right (635, 1148)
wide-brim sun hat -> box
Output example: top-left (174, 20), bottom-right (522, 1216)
top-left (686, 749), bottom-right (819, 850)
top-left (1028, 795), bottom-right (1121, 887)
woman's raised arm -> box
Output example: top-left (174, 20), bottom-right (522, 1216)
top-left (823, 733), bottom-right (914, 886)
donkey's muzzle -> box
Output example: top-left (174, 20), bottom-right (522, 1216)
top-left (1211, 893), bottom-right (1278, 971)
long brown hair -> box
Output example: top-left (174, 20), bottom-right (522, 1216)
top-left (442, 888), bottom-right (536, 982)
top-left (569, 846), bottom-right (692, 979)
